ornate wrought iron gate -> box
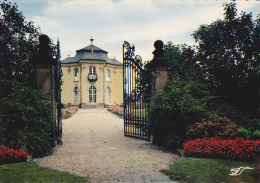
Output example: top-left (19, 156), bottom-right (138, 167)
top-left (123, 41), bottom-right (152, 141)
top-left (54, 40), bottom-right (62, 145)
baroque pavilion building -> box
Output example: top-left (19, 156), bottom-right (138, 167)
top-left (60, 37), bottom-right (123, 108)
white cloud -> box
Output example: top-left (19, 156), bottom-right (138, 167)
top-left (16, 0), bottom-right (260, 62)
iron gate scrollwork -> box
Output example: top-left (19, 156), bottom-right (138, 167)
top-left (123, 41), bottom-right (152, 141)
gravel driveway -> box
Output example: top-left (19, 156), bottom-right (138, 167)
top-left (34, 108), bottom-right (180, 181)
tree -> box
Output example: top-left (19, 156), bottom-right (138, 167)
top-left (192, 2), bottom-right (260, 117)
top-left (0, 0), bottom-right (40, 97)
top-left (0, 0), bottom-right (60, 157)
top-left (164, 42), bottom-right (200, 81)
top-left (149, 78), bottom-right (212, 150)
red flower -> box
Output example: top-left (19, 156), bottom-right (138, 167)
top-left (0, 145), bottom-right (29, 165)
top-left (183, 137), bottom-right (260, 160)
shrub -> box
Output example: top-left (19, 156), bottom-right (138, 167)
top-left (183, 137), bottom-right (260, 160)
top-left (0, 125), bottom-right (6, 145)
top-left (186, 114), bottom-right (241, 140)
top-left (149, 76), bottom-right (256, 150)
top-left (0, 145), bottom-right (29, 165)
top-left (1, 87), bottom-right (54, 157)
top-left (238, 119), bottom-right (260, 140)
top-left (149, 79), bottom-right (211, 150)
top-left (253, 130), bottom-right (260, 140)
top-left (239, 127), bottom-right (251, 140)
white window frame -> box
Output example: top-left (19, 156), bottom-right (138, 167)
top-left (106, 69), bottom-right (111, 82)
top-left (105, 87), bottom-right (111, 103)
top-left (89, 86), bottom-right (97, 103)
top-left (89, 66), bottom-right (96, 74)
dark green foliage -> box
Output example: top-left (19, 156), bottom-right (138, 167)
top-left (0, 1), bottom-right (61, 157)
top-left (149, 78), bottom-right (211, 150)
top-left (164, 42), bottom-right (200, 81)
top-left (192, 2), bottom-right (260, 117)
top-left (0, 0), bottom-right (40, 144)
top-left (148, 77), bottom-right (250, 149)
top-left (252, 130), bottom-right (260, 140)
top-left (0, 0), bottom-right (40, 95)
top-left (0, 126), bottom-right (6, 145)
top-left (239, 127), bottom-right (251, 140)
top-left (149, 2), bottom-right (259, 151)
top-left (1, 87), bottom-right (54, 157)
top-left (239, 119), bottom-right (260, 140)
top-left (186, 114), bottom-right (242, 140)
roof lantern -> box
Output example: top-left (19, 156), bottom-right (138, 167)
top-left (90, 36), bottom-right (94, 45)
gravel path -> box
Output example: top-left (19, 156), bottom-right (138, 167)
top-left (34, 108), bottom-right (180, 182)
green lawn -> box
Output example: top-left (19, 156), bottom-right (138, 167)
top-left (0, 162), bottom-right (88, 183)
top-left (164, 157), bottom-right (258, 183)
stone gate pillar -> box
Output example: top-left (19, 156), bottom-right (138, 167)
top-left (146, 40), bottom-right (169, 96)
top-left (33, 34), bottom-right (55, 98)
top-left (32, 34), bottom-right (56, 144)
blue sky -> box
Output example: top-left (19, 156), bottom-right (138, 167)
top-left (12, 0), bottom-right (260, 62)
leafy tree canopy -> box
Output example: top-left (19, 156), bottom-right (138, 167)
top-left (164, 42), bottom-right (200, 81)
top-left (0, 0), bottom-right (41, 94)
top-left (192, 2), bottom-right (260, 117)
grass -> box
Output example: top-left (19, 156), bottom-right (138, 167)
top-left (0, 162), bottom-right (88, 183)
top-left (125, 108), bottom-right (147, 119)
top-left (164, 157), bottom-right (258, 183)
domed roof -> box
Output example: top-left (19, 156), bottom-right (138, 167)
top-left (61, 37), bottom-right (122, 66)
top-left (76, 44), bottom-right (108, 54)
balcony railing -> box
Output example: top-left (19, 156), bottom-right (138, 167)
top-left (74, 76), bottom-right (79, 81)
top-left (88, 74), bottom-right (98, 81)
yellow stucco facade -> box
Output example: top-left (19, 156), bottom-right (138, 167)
top-left (60, 39), bottom-right (123, 108)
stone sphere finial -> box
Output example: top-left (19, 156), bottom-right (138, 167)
top-left (39, 34), bottom-right (50, 45)
top-left (154, 40), bottom-right (163, 49)
top-left (38, 34), bottom-right (51, 55)
top-left (152, 40), bottom-right (165, 59)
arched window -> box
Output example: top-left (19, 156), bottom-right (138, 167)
top-left (74, 87), bottom-right (79, 104)
top-left (105, 87), bottom-right (111, 103)
top-left (89, 86), bottom-right (96, 103)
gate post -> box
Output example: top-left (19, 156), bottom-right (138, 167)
top-left (146, 40), bottom-right (169, 95)
top-left (33, 34), bottom-right (54, 97)
top-left (32, 34), bottom-right (58, 145)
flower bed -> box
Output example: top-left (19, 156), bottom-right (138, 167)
top-left (107, 104), bottom-right (124, 117)
top-left (61, 106), bottom-right (79, 118)
top-left (0, 145), bottom-right (29, 165)
top-left (183, 137), bottom-right (260, 160)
